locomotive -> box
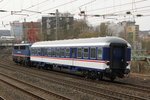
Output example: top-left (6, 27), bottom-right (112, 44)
top-left (12, 37), bottom-right (131, 81)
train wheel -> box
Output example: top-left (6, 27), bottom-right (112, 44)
top-left (110, 75), bottom-right (116, 81)
top-left (28, 62), bottom-right (32, 67)
top-left (90, 71), bottom-right (97, 80)
top-left (82, 71), bottom-right (88, 79)
top-left (98, 72), bottom-right (103, 80)
top-left (49, 65), bottom-right (53, 70)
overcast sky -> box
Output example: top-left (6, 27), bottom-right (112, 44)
top-left (0, 0), bottom-right (150, 30)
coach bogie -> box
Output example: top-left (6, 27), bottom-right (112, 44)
top-left (81, 69), bottom-right (104, 80)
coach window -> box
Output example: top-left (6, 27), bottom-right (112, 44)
top-left (60, 48), bottom-right (65, 57)
top-left (34, 49), bottom-right (36, 55)
top-left (83, 48), bottom-right (89, 59)
top-left (20, 46), bottom-right (25, 50)
top-left (51, 48), bottom-right (55, 57)
top-left (43, 48), bottom-right (47, 56)
top-left (37, 49), bottom-right (41, 56)
top-left (14, 46), bottom-right (19, 50)
top-left (77, 48), bottom-right (82, 58)
top-left (32, 48), bottom-right (35, 55)
top-left (51, 48), bottom-right (54, 57)
top-left (90, 48), bottom-right (96, 59)
top-left (31, 48), bottom-right (34, 55)
top-left (56, 48), bottom-right (60, 57)
top-left (48, 48), bottom-right (51, 56)
top-left (66, 48), bottom-right (70, 58)
top-left (34, 48), bottom-right (37, 56)
top-left (97, 48), bottom-right (102, 59)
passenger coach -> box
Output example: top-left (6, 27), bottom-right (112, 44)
top-left (30, 37), bottom-right (131, 80)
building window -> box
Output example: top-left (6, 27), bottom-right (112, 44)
top-left (66, 48), bottom-right (70, 57)
top-left (90, 48), bottom-right (96, 59)
top-left (83, 48), bottom-right (89, 59)
top-left (97, 48), bottom-right (102, 59)
top-left (77, 48), bottom-right (82, 58)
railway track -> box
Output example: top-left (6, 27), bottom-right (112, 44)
top-left (0, 96), bottom-right (5, 100)
top-left (3, 58), bottom-right (150, 94)
top-left (0, 63), bottom-right (119, 100)
top-left (0, 68), bottom-right (70, 100)
top-left (0, 61), bottom-right (149, 100)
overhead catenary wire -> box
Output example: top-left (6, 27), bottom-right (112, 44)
top-left (0, 0), bottom-right (150, 29)
top-left (1, 0), bottom-right (78, 28)
top-left (0, 0), bottom-right (9, 9)
top-left (0, 0), bottom-right (148, 20)
top-left (87, 0), bottom-right (147, 13)
top-left (110, 5), bottom-right (150, 14)
top-left (67, 0), bottom-right (97, 15)
top-left (18, 0), bottom-right (80, 22)
top-left (0, 0), bottom-right (79, 22)
top-left (0, 0), bottom-right (3, 3)
top-left (24, 0), bottom-right (50, 10)
top-left (41, 0), bottom-right (79, 13)
top-left (79, 0), bottom-right (96, 8)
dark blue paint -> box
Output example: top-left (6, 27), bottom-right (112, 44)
top-left (102, 47), bottom-right (110, 61)
top-left (12, 45), bottom-right (31, 56)
top-left (127, 48), bottom-right (131, 61)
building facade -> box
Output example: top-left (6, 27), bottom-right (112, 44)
top-left (10, 21), bottom-right (23, 42)
top-left (42, 14), bottom-right (74, 40)
top-left (23, 22), bottom-right (42, 43)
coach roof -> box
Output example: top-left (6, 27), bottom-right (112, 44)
top-left (14, 43), bottom-right (31, 46)
top-left (31, 36), bottom-right (131, 47)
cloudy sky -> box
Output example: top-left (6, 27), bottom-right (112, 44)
top-left (0, 0), bottom-right (150, 30)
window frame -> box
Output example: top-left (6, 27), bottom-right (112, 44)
top-left (97, 47), bottom-right (102, 59)
top-left (31, 48), bottom-right (35, 56)
top-left (20, 46), bottom-right (26, 50)
top-left (14, 46), bottom-right (19, 50)
top-left (37, 48), bottom-right (41, 56)
top-left (77, 47), bottom-right (82, 58)
top-left (83, 47), bottom-right (89, 59)
top-left (47, 48), bottom-right (52, 57)
top-left (51, 48), bottom-right (55, 57)
top-left (60, 48), bottom-right (65, 57)
top-left (65, 48), bottom-right (70, 58)
top-left (43, 48), bottom-right (48, 56)
top-left (56, 48), bottom-right (60, 57)
top-left (90, 47), bottom-right (97, 59)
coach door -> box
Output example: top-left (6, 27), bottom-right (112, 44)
top-left (110, 43), bottom-right (127, 70)
top-left (71, 48), bottom-right (77, 65)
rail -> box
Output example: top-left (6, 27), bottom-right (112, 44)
top-left (0, 96), bottom-right (5, 100)
top-left (0, 72), bottom-right (70, 100)
top-left (0, 62), bottom-right (149, 100)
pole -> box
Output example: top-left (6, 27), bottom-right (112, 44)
top-left (55, 9), bottom-right (59, 40)
top-left (24, 18), bottom-right (26, 42)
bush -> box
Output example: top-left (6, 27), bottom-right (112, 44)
top-left (131, 61), bottom-right (150, 74)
